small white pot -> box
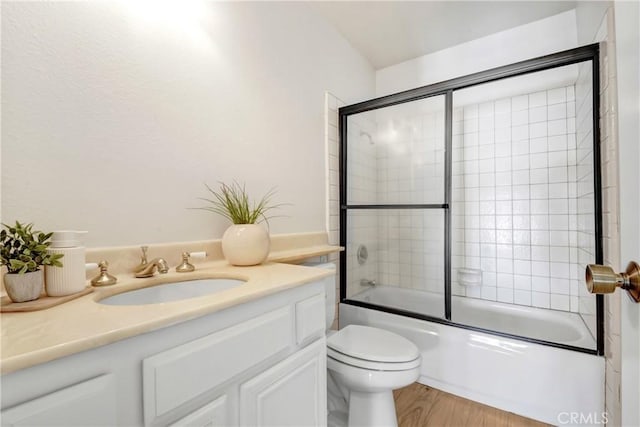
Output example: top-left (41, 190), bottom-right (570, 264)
top-left (222, 224), bottom-right (270, 266)
top-left (4, 270), bottom-right (44, 303)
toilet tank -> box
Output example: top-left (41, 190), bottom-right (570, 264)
top-left (302, 261), bottom-right (336, 330)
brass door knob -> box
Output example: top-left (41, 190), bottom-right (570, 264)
top-left (585, 262), bottom-right (640, 302)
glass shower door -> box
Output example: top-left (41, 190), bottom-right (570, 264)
top-left (450, 62), bottom-right (599, 351)
top-left (343, 95), bottom-right (447, 319)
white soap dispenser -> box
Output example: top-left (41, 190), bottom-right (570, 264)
top-left (45, 231), bottom-right (88, 297)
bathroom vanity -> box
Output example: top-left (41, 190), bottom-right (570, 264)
top-left (1, 262), bottom-right (332, 426)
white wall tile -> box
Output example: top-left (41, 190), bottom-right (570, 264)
top-left (530, 168), bottom-right (548, 184)
top-left (512, 140), bottom-right (529, 156)
top-left (532, 291), bottom-right (550, 308)
top-left (512, 110), bottom-right (528, 126)
top-left (529, 91), bottom-right (547, 108)
top-left (548, 118), bottom-right (567, 136)
top-left (547, 87), bottom-right (567, 104)
top-left (530, 153), bottom-right (548, 169)
top-left (514, 289), bottom-right (532, 305)
top-left (497, 273), bottom-right (514, 288)
top-left (533, 276), bottom-right (551, 294)
top-left (548, 103), bottom-right (567, 120)
top-left (530, 122), bottom-right (548, 139)
top-left (495, 99), bottom-right (511, 114)
top-left (511, 95), bottom-right (528, 111)
top-left (497, 287), bottom-right (514, 303)
top-left (481, 286), bottom-right (497, 301)
top-left (532, 246), bottom-right (550, 261)
top-left (548, 134), bottom-right (569, 151)
top-left (529, 106), bottom-right (547, 123)
top-left (550, 293), bottom-right (570, 310)
top-left (514, 260), bottom-right (532, 275)
top-left (514, 274), bottom-right (532, 290)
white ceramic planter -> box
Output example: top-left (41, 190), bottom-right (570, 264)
top-left (221, 224), bottom-right (270, 266)
top-left (4, 270), bottom-right (44, 303)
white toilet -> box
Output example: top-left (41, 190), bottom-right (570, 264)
top-left (316, 263), bottom-right (421, 427)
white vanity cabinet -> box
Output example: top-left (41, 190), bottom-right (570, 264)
top-left (1, 279), bottom-right (327, 427)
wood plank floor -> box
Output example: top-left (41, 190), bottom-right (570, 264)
top-left (393, 383), bottom-right (549, 427)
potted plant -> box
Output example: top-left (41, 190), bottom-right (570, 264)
top-left (195, 182), bottom-right (282, 266)
top-left (1, 222), bottom-right (63, 302)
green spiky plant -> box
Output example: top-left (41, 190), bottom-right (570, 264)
top-left (194, 182), bottom-right (283, 225)
top-left (0, 221), bottom-right (63, 274)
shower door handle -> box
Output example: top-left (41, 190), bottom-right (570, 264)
top-left (585, 262), bottom-right (640, 302)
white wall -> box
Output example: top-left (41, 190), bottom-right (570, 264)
top-left (575, 1), bottom-right (611, 45)
top-left (1, 1), bottom-right (375, 247)
top-left (376, 10), bottom-right (578, 96)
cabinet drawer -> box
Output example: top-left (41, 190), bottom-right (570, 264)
top-left (2, 374), bottom-right (116, 427)
top-left (143, 307), bottom-right (292, 424)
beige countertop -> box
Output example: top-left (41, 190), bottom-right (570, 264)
top-left (1, 244), bottom-right (340, 375)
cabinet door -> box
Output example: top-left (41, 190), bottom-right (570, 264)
top-left (1, 374), bottom-right (116, 426)
top-left (240, 339), bottom-right (326, 427)
top-left (169, 395), bottom-right (228, 427)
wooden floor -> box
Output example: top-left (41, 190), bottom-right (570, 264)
top-left (393, 383), bottom-right (549, 427)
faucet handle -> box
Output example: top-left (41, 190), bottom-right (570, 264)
top-left (91, 260), bottom-right (118, 287)
top-left (140, 245), bottom-right (149, 265)
top-left (176, 252), bottom-right (195, 273)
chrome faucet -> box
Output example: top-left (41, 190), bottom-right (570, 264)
top-left (134, 246), bottom-right (169, 278)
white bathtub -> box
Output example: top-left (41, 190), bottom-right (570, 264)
top-left (340, 286), bottom-right (605, 425)
top-left (352, 285), bottom-right (596, 349)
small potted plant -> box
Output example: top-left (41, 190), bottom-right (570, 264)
top-left (195, 182), bottom-right (282, 266)
top-left (1, 222), bottom-right (63, 302)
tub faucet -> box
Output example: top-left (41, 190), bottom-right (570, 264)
top-left (134, 246), bottom-right (169, 278)
top-left (360, 279), bottom-right (377, 287)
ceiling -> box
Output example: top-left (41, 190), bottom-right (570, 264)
top-left (310, 1), bottom-right (577, 69)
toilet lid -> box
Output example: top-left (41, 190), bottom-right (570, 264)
top-left (327, 325), bottom-right (420, 363)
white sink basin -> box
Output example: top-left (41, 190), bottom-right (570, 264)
top-left (98, 278), bottom-right (245, 305)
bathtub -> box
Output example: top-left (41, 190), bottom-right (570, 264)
top-left (340, 286), bottom-right (605, 425)
top-left (352, 285), bottom-right (596, 348)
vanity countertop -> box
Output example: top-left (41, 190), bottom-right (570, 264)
top-left (1, 256), bottom-right (336, 375)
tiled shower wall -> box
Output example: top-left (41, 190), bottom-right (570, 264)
top-left (451, 85), bottom-right (591, 315)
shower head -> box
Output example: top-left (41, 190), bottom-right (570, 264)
top-left (360, 131), bottom-right (374, 145)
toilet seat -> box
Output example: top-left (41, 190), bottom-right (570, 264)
top-left (327, 325), bottom-right (420, 371)
top-left (327, 347), bottom-right (421, 371)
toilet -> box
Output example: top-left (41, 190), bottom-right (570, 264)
top-left (312, 262), bottom-right (421, 427)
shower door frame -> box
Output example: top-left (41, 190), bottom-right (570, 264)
top-left (338, 43), bottom-right (604, 356)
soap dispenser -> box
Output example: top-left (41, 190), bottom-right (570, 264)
top-left (45, 231), bottom-right (88, 297)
